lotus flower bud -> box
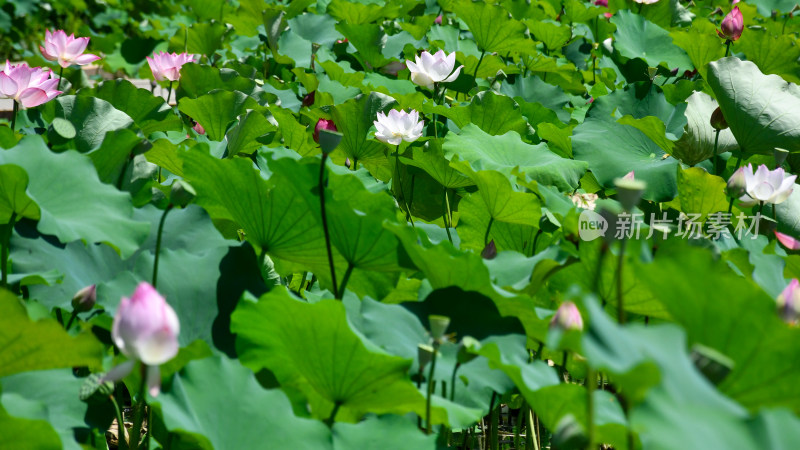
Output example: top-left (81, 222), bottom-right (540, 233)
top-left (102, 282), bottom-right (180, 397)
top-left (669, 67), bottom-right (679, 77)
top-left (302, 91), bottom-right (315, 107)
top-left (775, 231), bottom-right (800, 250)
top-left (614, 176), bottom-right (646, 211)
top-left (550, 302), bottom-right (584, 331)
top-left (481, 240), bottom-right (497, 260)
top-left (718, 7), bottom-right (743, 41)
top-left (192, 122), bottom-right (205, 135)
top-left (710, 107), bottom-right (728, 130)
top-left (434, 15), bottom-right (443, 25)
top-left (726, 166), bottom-right (747, 198)
top-left (71, 284), bottom-right (97, 313)
top-left (313, 119), bottom-right (337, 144)
top-left (777, 279), bottom-right (800, 324)
top-left (429, 315), bottom-right (451, 341)
top-left (170, 179), bottom-right (196, 208)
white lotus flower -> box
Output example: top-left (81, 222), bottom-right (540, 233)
top-left (406, 50), bottom-right (463, 90)
top-left (738, 163), bottom-right (797, 206)
top-left (374, 109), bottom-right (424, 145)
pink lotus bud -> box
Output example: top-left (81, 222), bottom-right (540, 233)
top-left (434, 15), bottom-right (443, 25)
top-left (381, 60), bottom-right (407, 77)
top-left (481, 240), bottom-right (497, 259)
top-left (593, 0), bottom-right (608, 6)
top-left (40, 30), bottom-right (101, 69)
top-left (777, 279), bottom-right (800, 325)
top-left (302, 90), bottom-right (315, 107)
top-left (622, 171), bottom-right (635, 181)
top-left (192, 122), bottom-right (205, 135)
top-left (0, 61), bottom-right (62, 108)
top-left (718, 7), bottom-right (743, 41)
top-left (776, 231), bottom-right (800, 250)
top-left (313, 119), bottom-right (338, 144)
top-left (550, 302), bottom-right (584, 331)
top-left (103, 282), bottom-right (180, 396)
top-left (71, 284), bottom-right (97, 313)
top-left (710, 107), bottom-right (728, 130)
top-left (146, 51), bottom-right (197, 82)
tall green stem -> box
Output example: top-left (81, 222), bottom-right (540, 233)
top-left (166, 81), bottom-right (174, 105)
top-left (152, 206), bottom-right (172, 289)
top-left (394, 145), bottom-right (413, 225)
top-left (319, 153), bottom-right (338, 297)
top-left (616, 238), bottom-right (628, 324)
top-left (489, 392), bottom-right (499, 450)
top-left (425, 343), bottom-right (439, 434)
top-left (484, 217), bottom-right (494, 245)
top-left (1, 212), bottom-right (16, 289)
top-left (712, 129), bottom-right (721, 174)
top-left (473, 50), bottom-right (486, 81)
top-left (586, 367), bottom-right (596, 450)
top-left (727, 153), bottom-right (744, 214)
top-left (130, 364), bottom-right (148, 450)
top-left (443, 188), bottom-right (453, 244)
top-left (57, 66), bottom-right (64, 92)
top-left (11, 100), bottom-right (18, 132)
top-left (109, 394), bottom-right (128, 450)
top-left (336, 263), bottom-right (354, 300)
top-left (725, 40), bottom-right (732, 57)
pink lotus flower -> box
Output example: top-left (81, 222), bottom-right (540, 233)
top-left (718, 7), bottom-right (743, 41)
top-left (0, 62), bottom-right (61, 108)
top-left (313, 119), bottom-right (337, 143)
top-left (777, 279), bottom-right (800, 325)
top-left (622, 171), bottom-right (635, 181)
top-left (776, 231), bottom-right (800, 250)
top-left (193, 122), bottom-right (205, 135)
top-left (146, 51), bottom-right (197, 82)
top-left (40, 30), bottom-right (101, 68)
top-left (550, 302), bottom-right (584, 331)
top-left (103, 282), bottom-right (180, 397)
top-left (434, 15), bottom-right (443, 25)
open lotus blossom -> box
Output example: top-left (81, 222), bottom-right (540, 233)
top-left (777, 279), bottom-right (800, 324)
top-left (146, 51), bottom-right (197, 82)
top-left (40, 30), bottom-right (101, 68)
top-left (0, 62), bottom-right (61, 108)
top-left (373, 109), bottom-right (424, 145)
top-left (550, 302), bottom-right (584, 331)
top-left (737, 164), bottom-right (796, 207)
top-left (406, 50), bottom-right (463, 90)
top-left (718, 7), bottom-right (743, 41)
top-left (103, 282), bottom-right (180, 397)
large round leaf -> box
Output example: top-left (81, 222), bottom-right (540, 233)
top-left (707, 57), bottom-right (800, 155)
top-left (156, 355), bottom-right (332, 450)
top-left (0, 137), bottom-right (149, 258)
top-left (231, 287), bottom-right (448, 424)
